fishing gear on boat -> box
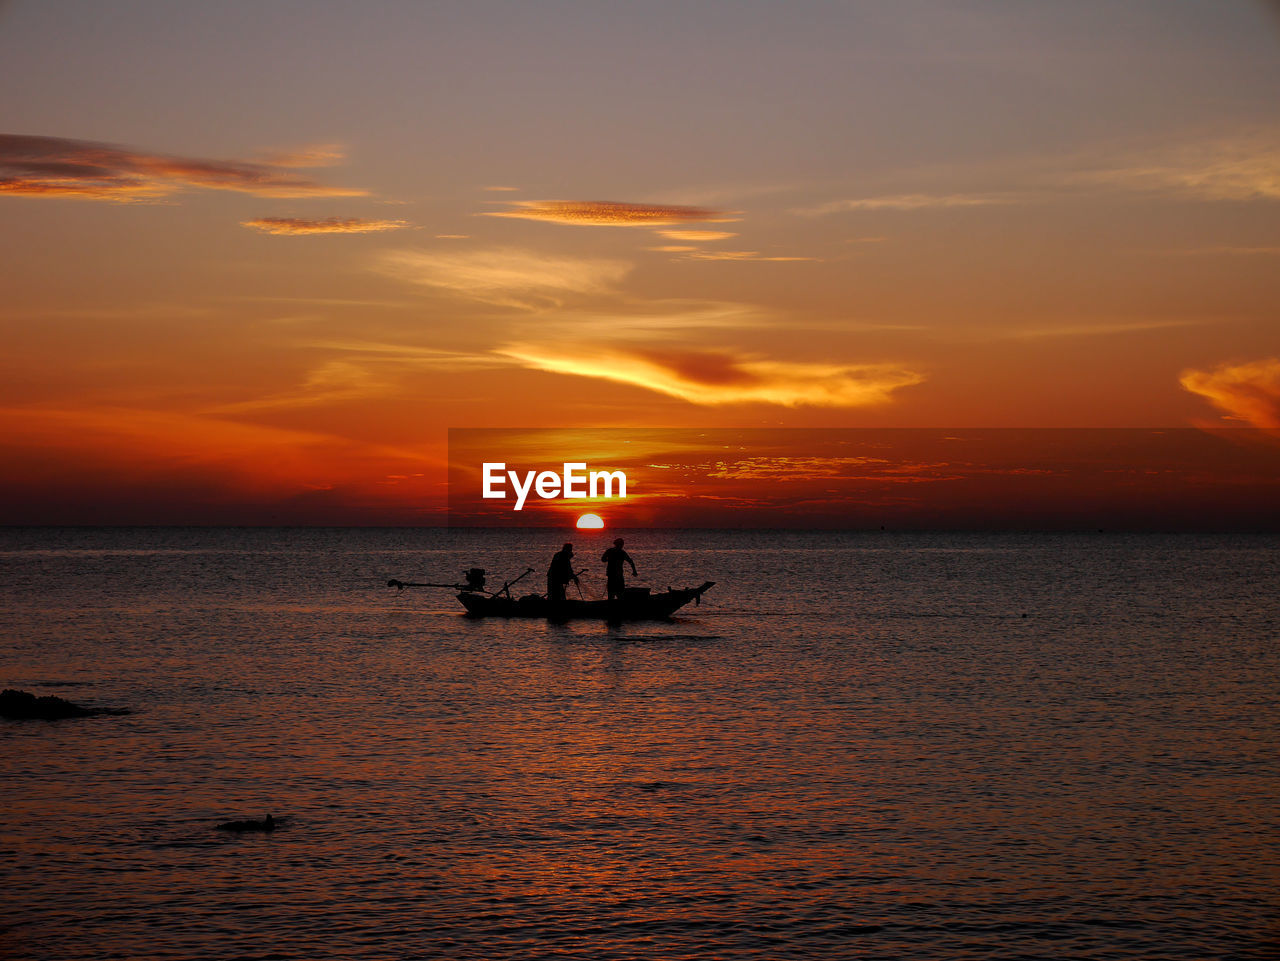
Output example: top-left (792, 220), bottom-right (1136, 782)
top-left (387, 567), bottom-right (488, 592)
top-left (494, 567), bottom-right (535, 598)
top-left (387, 566), bottom-right (535, 598)
top-left (387, 579), bottom-right (465, 590)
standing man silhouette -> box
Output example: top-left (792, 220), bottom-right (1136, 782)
top-left (601, 538), bottom-right (637, 602)
top-left (547, 543), bottom-right (577, 604)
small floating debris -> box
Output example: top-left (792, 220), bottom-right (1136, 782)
top-left (613, 634), bottom-right (722, 643)
top-left (216, 814), bottom-right (277, 833)
top-left (0, 688), bottom-right (127, 721)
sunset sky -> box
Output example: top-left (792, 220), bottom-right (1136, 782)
top-left (2, 1), bottom-right (1278, 525)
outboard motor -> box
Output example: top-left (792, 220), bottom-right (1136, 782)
top-left (462, 568), bottom-right (486, 592)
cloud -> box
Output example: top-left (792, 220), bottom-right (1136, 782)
top-left (798, 193), bottom-right (1017, 216)
top-left (705, 455), bottom-right (959, 484)
top-left (1079, 136), bottom-right (1280, 202)
top-left (203, 342), bottom-right (504, 414)
top-left (795, 130), bottom-right (1280, 219)
top-left (260, 143), bottom-right (346, 168)
top-left (525, 300), bottom-right (773, 339)
top-left (224, 295), bottom-right (415, 310)
top-left (684, 249), bottom-right (817, 262)
top-left (242, 217), bottom-right (410, 235)
top-left (1180, 358), bottom-right (1280, 428)
top-left (201, 345), bottom-right (499, 416)
top-left (301, 340), bottom-right (502, 371)
top-left (483, 199), bottom-right (735, 226)
top-left (206, 361), bottom-right (388, 413)
top-left (706, 455), bottom-right (887, 479)
top-left (498, 344), bottom-right (924, 407)
top-left (653, 229), bottom-right (738, 241)
top-left (1153, 245), bottom-right (1280, 257)
top-left (994, 319), bottom-right (1201, 341)
top-left (379, 247), bottom-right (631, 308)
top-left (0, 133), bottom-right (367, 201)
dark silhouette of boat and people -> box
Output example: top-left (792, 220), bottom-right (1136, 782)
top-left (388, 541), bottom-right (714, 621)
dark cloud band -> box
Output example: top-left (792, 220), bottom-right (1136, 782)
top-left (0, 134), bottom-right (366, 201)
top-left (242, 217), bottom-right (410, 235)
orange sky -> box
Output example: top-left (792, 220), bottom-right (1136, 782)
top-left (1, 2), bottom-right (1278, 525)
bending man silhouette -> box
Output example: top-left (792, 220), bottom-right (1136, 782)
top-left (601, 538), bottom-right (637, 602)
top-left (547, 543), bottom-right (578, 604)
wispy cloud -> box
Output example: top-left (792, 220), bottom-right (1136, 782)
top-left (1079, 135), bottom-right (1280, 202)
top-left (995, 319), bottom-right (1201, 341)
top-left (522, 300), bottom-right (773, 340)
top-left (685, 249), bottom-right (818, 262)
top-left (706, 455), bottom-right (888, 480)
top-left (1149, 245), bottom-right (1280, 257)
top-left (499, 344), bottom-right (923, 407)
top-left (1180, 358), bottom-right (1280, 428)
top-left (301, 340), bottom-right (501, 370)
top-left (483, 199), bottom-right (735, 226)
top-left (242, 217), bottom-right (411, 235)
top-left (260, 143), bottom-right (346, 168)
top-left (378, 246), bottom-right (630, 308)
top-left (706, 455), bottom-right (959, 484)
top-left (0, 133), bottom-right (367, 201)
top-left (653, 229), bottom-right (738, 241)
top-left (798, 192), bottom-right (1018, 216)
top-left (206, 361), bottom-right (387, 413)
top-left (799, 130), bottom-right (1280, 218)
top-left (204, 343), bottom-right (503, 415)
top-left (224, 295), bottom-right (415, 310)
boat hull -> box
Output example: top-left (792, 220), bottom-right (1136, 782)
top-left (457, 582), bottom-right (714, 621)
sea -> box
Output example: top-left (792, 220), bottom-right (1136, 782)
top-left (1, 527), bottom-right (1277, 960)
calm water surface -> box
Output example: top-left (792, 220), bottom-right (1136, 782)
top-left (1, 528), bottom-right (1278, 959)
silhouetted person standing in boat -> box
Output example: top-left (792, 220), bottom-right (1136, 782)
top-left (601, 538), bottom-right (637, 602)
top-left (547, 543), bottom-right (578, 604)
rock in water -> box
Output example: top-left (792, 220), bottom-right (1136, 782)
top-left (217, 814), bottom-right (276, 833)
top-left (1, 688), bottom-right (96, 720)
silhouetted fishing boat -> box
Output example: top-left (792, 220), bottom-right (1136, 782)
top-left (457, 583), bottom-right (715, 621)
top-left (389, 569), bottom-right (715, 621)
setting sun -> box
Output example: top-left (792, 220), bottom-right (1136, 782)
top-left (576, 513), bottom-right (604, 529)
